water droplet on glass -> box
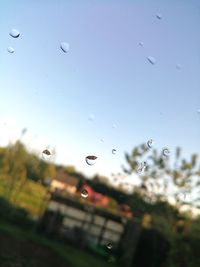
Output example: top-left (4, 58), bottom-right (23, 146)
top-left (60, 42), bottom-right (70, 53)
top-left (100, 138), bottom-right (104, 142)
top-left (147, 56), bottom-right (156, 65)
top-left (107, 242), bottom-right (112, 249)
top-left (112, 123), bottom-right (117, 129)
top-left (197, 109), bottom-right (200, 114)
top-left (42, 149), bottom-right (51, 160)
top-left (163, 148), bottom-right (170, 157)
top-left (147, 139), bottom-right (154, 149)
top-left (176, 64), bottom-right (182, 70)
top-left (7, 46), bottom-right (15, 53)
top-left (112, 149), bottom-right (117, 155)
top-left (139, 41), bottom-right (144, 47)
top-left (108, 256), bottom-right (115, 263)
top-left (85, 155), bottom-right (97, 166)
top-left (156, 13), bottom-right (162, 20)
top-left (137, 162), bottom-right (147, 174)
top-left (88, 114), bottom-right (95, 121)
top-left (81, 189), bottom-right (88, 198)
top-left (9, 29), bottom-right (20, 38)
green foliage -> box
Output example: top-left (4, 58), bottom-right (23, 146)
top-left (124, 144), bottom-right (200, 208)
top-left (0, 175), bottom-right (47, 217)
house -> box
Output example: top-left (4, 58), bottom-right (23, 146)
top-left (51, 171), bottom-right (79, 194)
top-left (80, 184), bottom-right (110, 206)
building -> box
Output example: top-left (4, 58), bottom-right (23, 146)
top-left (39, 193), bottom-right (128, 248)
top-left (80, 184), bottom-right (110, 206)
top-left (50, 171), bottom-right (79, 195)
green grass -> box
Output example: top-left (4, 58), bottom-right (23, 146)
top-left (0, 221), bottom-right (115, 267)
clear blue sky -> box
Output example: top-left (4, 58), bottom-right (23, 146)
top-left (0, 0), bottom-right (200, 178)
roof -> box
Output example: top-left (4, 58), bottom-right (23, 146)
top-left (53, 171), bottom-right (79, 187)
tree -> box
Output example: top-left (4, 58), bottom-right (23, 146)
top-left (123, 143), bottom-right (200, 211)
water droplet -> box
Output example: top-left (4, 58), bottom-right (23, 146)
top-left (85, 155), bottom-right (97, 166)
top-left (163, 148), bottom-right (170, 157)
top-left (112, 123), bottom-right (117, 129)
top-left (108, 255), bottom-right (115, 263)
top-left (107, 242), bottom-right (112, 249)
top-left (100, 138), bottom-right (104, 142)
top-left (112, 149), bottom-right (117, 155)
top-left (42, 149), bottom-right (51, 160)
top-left (81, 189), bottom-right (88, 198)
top-left (156, 13), bottom-right (162, 20)
top-left (147, 56), bottom-right (156, 65)
top-left (147, 139), bottom-right (154, 149)
top-left (137, 162), bottom-right (147, 173)
top-left (9, 29), bottom-right (20, 38)
top-left (88, 114), bottom-right (95, 121)
top-left (197, 109), bottom-right (200, 114)
top-left (60, 42), bottom-right (70, 53)
top-left (7, 46), bottom-right (15, 53)
top-left (176, 64), bottom-right (182, 70)
top-left (139, 41), bottom-right (144, 47)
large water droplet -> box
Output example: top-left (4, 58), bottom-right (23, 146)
top-left (9, 29), bottom-right (20, 38)
top-left (156, 13), bottom-right (162, 20)
top-left (7, 46), bottom-right (14, 53)
top-left (85, 155), bottom-right (97, 166)
top-left (163, 148), bottom-right (170, 157)
top-left (147, 139), bottom-right (154, 149)
top-left (60, 42), bottom-right (70, 53)
top-left (107, 242), bottom-right (113, 249)
top-left (42, 149), bottom-right (51, 160)
top-left (81, 189), bottom-right (88, 198)
top-left (112, 149), bottom-right (117, 155)
top-left (147, 56), bottom-right (156, 65)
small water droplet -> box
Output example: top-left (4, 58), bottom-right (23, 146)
top-left (137, 162), bottom-right (147, 174)
top-left (81, 189), bottom-right (88, 198)
top-left (7, 46), bottom-right (15, 53)
top-left (139, 41), bottom-right (144, 47)
top-left (42, 149), bottom-right (51, 160)
top-left (100, 138), bottom-right (104, 142)
top-left (9, 29), bottom-right (20, 38)
top-left (88, 114), bottom-right (95, 121)
top-left (147, 139), bottom-right (154, 149)
top-left (147, 56), bottom-right (156, 65)
top-left (156, 13), bottom-right (162, 20)
top-left (108, 255), bottom-right (115, 263)
top-left (60, 42), bottom-right (70, 53)
top-left (85, 155), bottom-right (97, 166)
top-left (112, 123), bottom-right (117, 129)
top-left (176, 64), bottom-right (182, 70)
top-left (197, 109), bottom-right (200, 114)
top-left (107, 242), bottom-right (112, 249)
top-left (112, 149), bottom-right (117, 155)
top-left (163, 148), bottom-right (170, 157)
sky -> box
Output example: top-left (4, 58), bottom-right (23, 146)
top-left (0, 0), bottom-right (200, 180)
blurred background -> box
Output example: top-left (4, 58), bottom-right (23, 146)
top-left (0, 0), bottom-right (200, 266)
